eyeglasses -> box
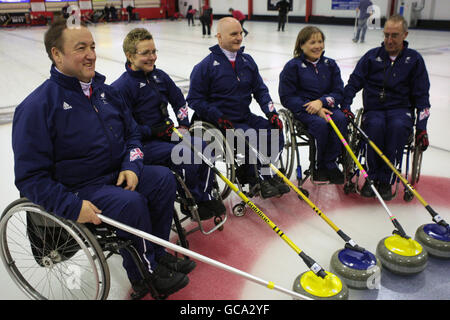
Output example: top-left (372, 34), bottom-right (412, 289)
top-left (383, 33), bottom-right (402, 40)
top-left (135, 49), bottom-right (158, 57)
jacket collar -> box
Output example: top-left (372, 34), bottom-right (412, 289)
top-left (210, 44), bottom-right (245, 58)
top-left (125, 63), bottom-right (157, 80)
top-left (298, 50), bottom-right (326, 64)
top-left (380, 40), bottom-right (409, 59)
top-left (50, 64), bottom-right (105, 92)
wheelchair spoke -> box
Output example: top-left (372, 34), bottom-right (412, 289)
top-left (1, 204), bottom-right (109, 300)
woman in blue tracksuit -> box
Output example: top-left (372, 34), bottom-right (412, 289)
top-left (279, 26), bottom-right (349, 184)
top-left (112, 28), bottom-right (224, 220)
top-left (12, 21), bottom-right (193, 298)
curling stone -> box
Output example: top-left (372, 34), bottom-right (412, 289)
top-left (415, 223), bottom-right (450, 258)
top-left (376, 234), bottom-right (428, 275)
top-left (292, 270), bottom-right (349, 300)
top-left (329, 248), bottom-right (382, 289)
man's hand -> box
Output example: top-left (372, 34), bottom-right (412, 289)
top-left (116, 170), bottom-right (139, 191)
top-left (151, 120), bottom-right (174, 142)
top-left (342, 108), bottom-right (355, 120)
top-left (303, 100), bottom-right (323, 115)
top-left (77, 200), bottom-right (102, 225)
top-left (415, 129), bottom-right (429, 151)
top-left (217, 117), bottom-right (234, 130)
top-left (267, 112), bottom-right (283, 130)
top-left (177, 125), bottom-right (189, 134)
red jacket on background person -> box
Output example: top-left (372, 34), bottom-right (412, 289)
top-left (230, 9), bottom-right (245, 22)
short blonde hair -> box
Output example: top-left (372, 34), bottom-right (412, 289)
top-left (123, 28), bottom-right (153, 61)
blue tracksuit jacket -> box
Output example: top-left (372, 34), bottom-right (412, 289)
top-left (12, 66), bottom-right (144, 221)
top-left (187, 44), bottom-right (276, 123)
top-left (279, 52), bottom-right (347, 171)
top-left (111, 64), bottom-right (190, 139)
top-left (343, 41), bottom-right (430, 130)
top-left (279, 52), bottom-right (344, 113)
top-left (111, 64), bottom-right (215, 203)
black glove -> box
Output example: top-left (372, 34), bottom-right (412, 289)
top-left (342, 108), bottom-right (355, 120)
top-left (415, 129), bottom-right (429, 151)
top-left (267, 112), bottom-right (283, 130)
top-left (217, 117), bottom-right (234, 130)
top-left (151, 120), bottom-right (174, 142)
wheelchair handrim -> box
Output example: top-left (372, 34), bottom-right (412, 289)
top-left (0, 204), bottom-right (107, 300)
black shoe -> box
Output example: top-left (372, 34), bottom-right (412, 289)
top-left (197, 199), bottom-right (226, 220)
top-left (259, 178), bottom-right (279, 199)
top-left (327, 168), bottom-right (344, 185)
top-left (378, 182), bottom-right (393, 201)
top-left (235, 165), bottom-right (257, 186)
top-left (312, 168), bottom-right (329, 182)
top-left (130, 264), bottom-right (189, 298)
top-left (152, 264), bottom-right (189, 296)
top-left (157, 252), bottom-right (196, 274)
top-left (130, 279), bottom-right (152, 300)
top-left (269, 175), bottom-right (290, 195)
top-left (360, 180), bottom-right (375, 198)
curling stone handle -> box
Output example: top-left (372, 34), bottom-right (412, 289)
top-left (299, 252), bottom-right (327, 279)
top-left (426, 205), bottom-right (449, 227)
top-left (344, 242), bottom-right (366, 253)
top-left (392, 219), bottom-right (410, 239)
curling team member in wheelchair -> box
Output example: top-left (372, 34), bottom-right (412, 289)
top-left (279, 26), bottom-right (350, 184)
top-left (342, 14), bottom-right (430, 200)
top-left (187, 17), bottom-right (289, 199)
top-left (112, 28), bottom-right (225, 221)
top-left (12, 19), bottom-right (194, 298)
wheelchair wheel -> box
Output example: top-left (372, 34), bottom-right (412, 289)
top-left (189, 121), bottom-right (235, 200)
top-left (232, 203), bottom-right (246, 217)
top-left (0, 198), bottom-right (110, 300)
top-left (410, 143), bottom-right (423, 185)
top-left (278, 109), bottom-right (295, 180)
top-left (344, 109), bottom-right (363, 171)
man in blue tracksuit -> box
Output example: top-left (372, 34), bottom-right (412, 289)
top-left (279, 26), bottom-right (348, 184)
top-left (12, 20), bottom-right (194, 298)
top-left (342, 15), bottom-right (431, 200)
top-left (112, 28), bottom-right (225, 220)
top-left (187, 17), bottom-right (289, 199)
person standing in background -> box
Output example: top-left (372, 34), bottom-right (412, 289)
top-left (276, 0), bottom-right (290, 32)
top-left (229, 8), bottom-right (248, 37)
top-left (186, 5), bottom-right (196, 26)
top-left (353, 0), bottom-right (373, 43)
top-left (200, 4), bottom-right (213, 38)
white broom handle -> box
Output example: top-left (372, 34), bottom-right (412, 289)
top-left (97, 214), bottom-right (312, 300)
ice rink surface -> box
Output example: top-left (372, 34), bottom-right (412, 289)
top-left (0, 18), bottom-right (448, 300)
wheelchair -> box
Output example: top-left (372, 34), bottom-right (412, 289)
top-left (277, 108), bottom-right (356, 197)
top-left (188, 116), bottom-right (289, 218)
top-left (172, 169), bottom-right (227, 241)
top-left (341, 108), bottom-right (424, 202)
top-left (0, 197), bottom-right (189, 300)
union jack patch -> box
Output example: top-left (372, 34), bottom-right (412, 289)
top-left (177, 105), bottom-right (189, 120)
top-left (419, 108), bottom-right (430, 121)
top-left (130, 148), bottom-right (144, 161)
top-left (326, 96), bottom-right (335, 107)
